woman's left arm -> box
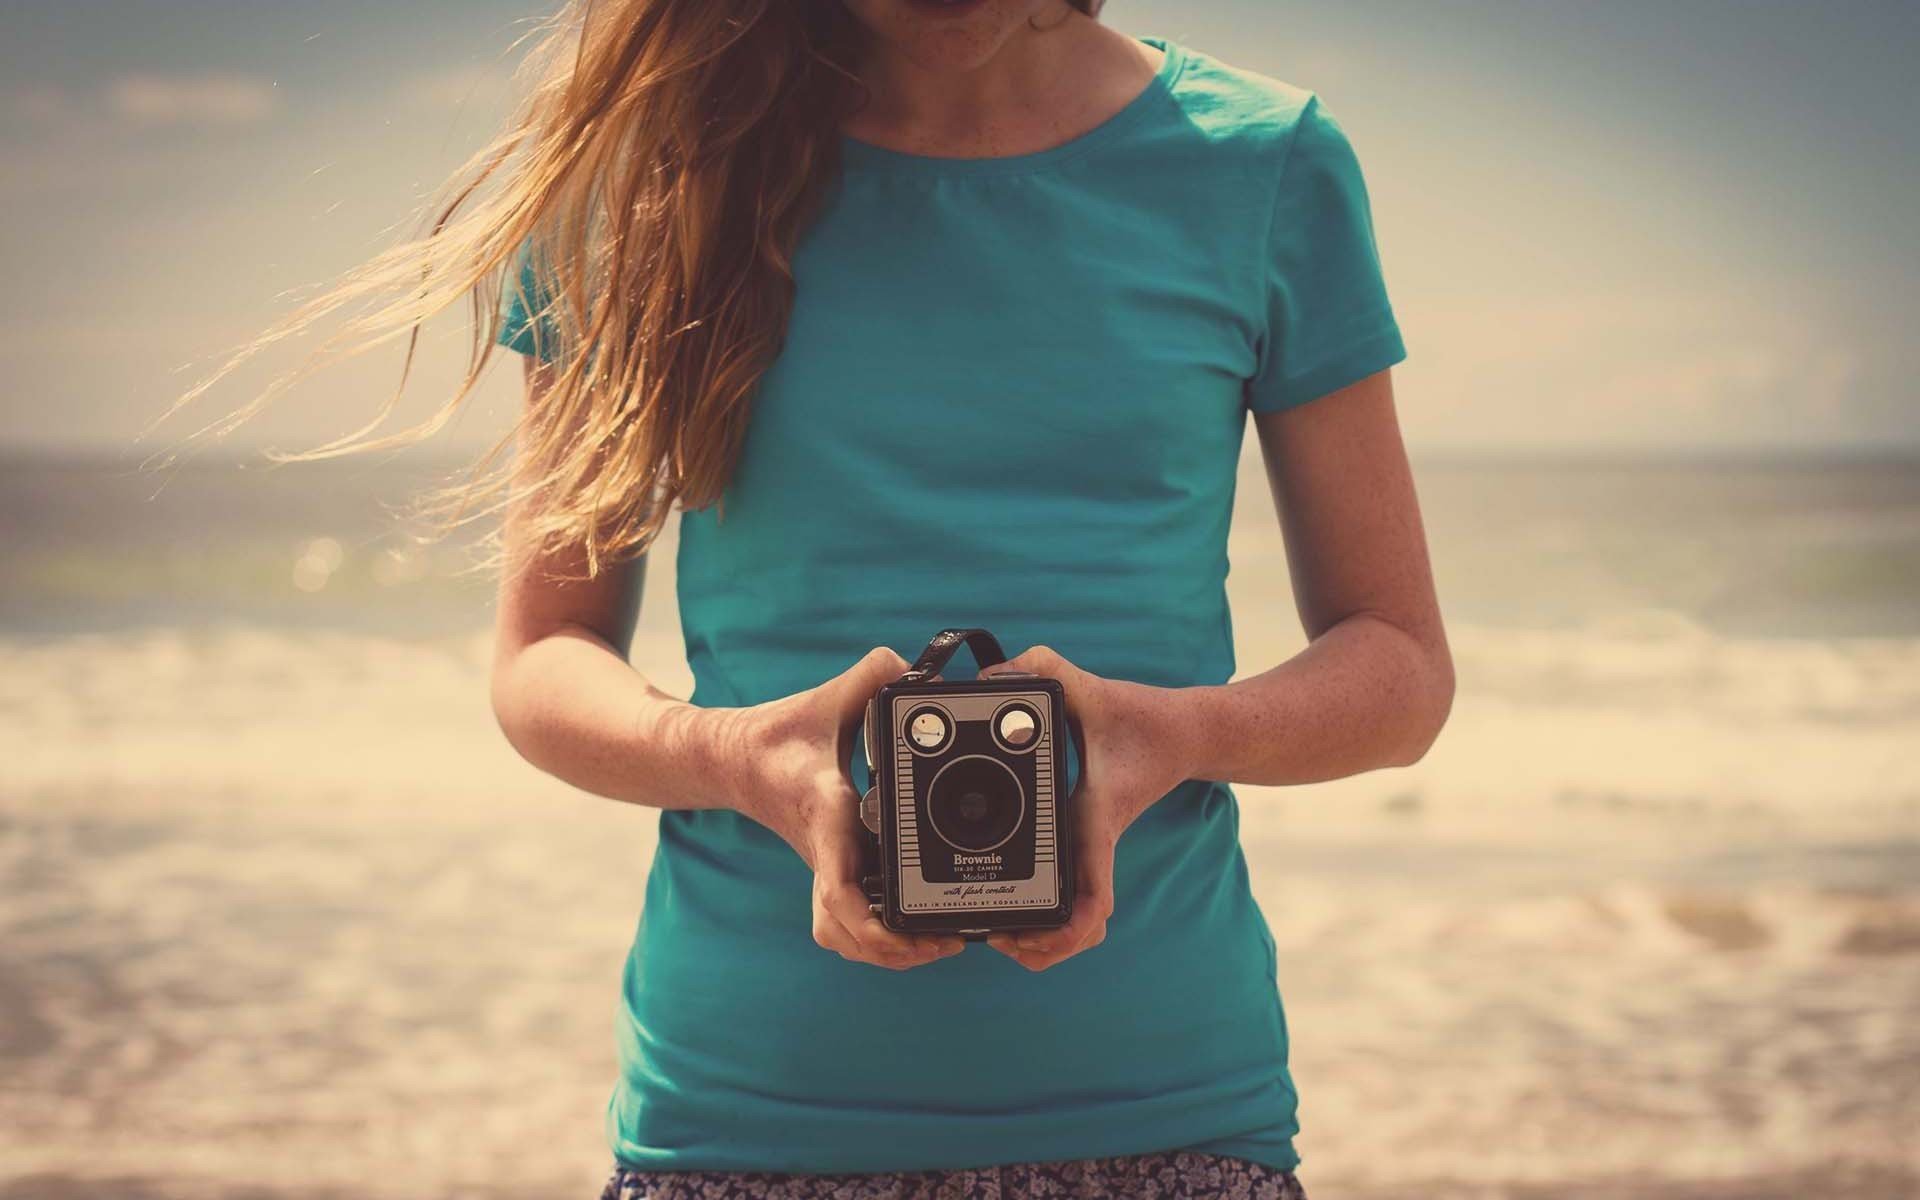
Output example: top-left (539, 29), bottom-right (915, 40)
top-left (1186, 366), bottom-right (1454, 783)
top-left (985, 367), bottom-right (1452, 969)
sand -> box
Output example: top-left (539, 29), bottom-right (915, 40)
top-left (3, 619), bottom-right (1917, 1198)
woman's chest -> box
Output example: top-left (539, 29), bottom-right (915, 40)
top-left (726, 173), bottom-right (1260, 517)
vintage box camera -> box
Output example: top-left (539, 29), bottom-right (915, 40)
top-left (858, 628), bottom-right (1080, 938)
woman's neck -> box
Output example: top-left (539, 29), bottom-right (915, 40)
top-left (842, 17), bottom-right (1162, 159)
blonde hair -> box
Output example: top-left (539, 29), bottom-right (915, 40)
top-left (154, 0), bottom-right (1097, 579)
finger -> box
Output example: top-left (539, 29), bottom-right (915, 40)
top-left (986, 834), bottom-right (1115, 970)
top-left (810, 872), bottom-right (907, 967)
top-left (985, 932), bottom-right (1038, 968)
top-left (820, 876), bottom-right (960, 967)
top-left (829, 645), bottom-right (911, 718)
top-left (985, 930), bottom-right (1082, 973)
top-left (993, 905), bottom-right (1108, 972)
top-left (986, 897), bottom-right (1107, 970)
top-left (815, 905), bottom-right (958, 971)
top-left (820, 877), bottom-right (912, 956)
top-left (812, 833), bottom-right (898, 950)
top-left (813, 810), bottom-right (963, 966)
top-left (813, 889), bottom-right (913, 970)
top-left (1028, 821), bottom-right (1114, 939)
top-left (810, 902), bottom-right (866, 963)
top-left (1024, 899), bottom-right (1109, 959)
top-left (981, 644), bottom-right (1077, 682)
top-left (830, 647), bottom-right (912, 798)
top-left (818, 836), bottom-right (961, 965)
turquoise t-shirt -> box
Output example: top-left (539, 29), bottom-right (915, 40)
top-left (500, 34), bottom-right (1404, 1175)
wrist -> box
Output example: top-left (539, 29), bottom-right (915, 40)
top-left (1098, 675), bottom-right (1212, 792)
top-left (703, 699), bottom-right (823, 860)
top-left (708, 702), bottom-right (773, 819)
top-left (638, 696), bottom-right (759, 815)
top-left (1156, 682), bottom-right (1218, 783)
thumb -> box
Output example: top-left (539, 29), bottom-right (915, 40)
top-left (824, 646), bottom-right (909, 801)
top-left (827, 645), bottom-right (909, 719)
top-left (983, 644), bottom-right (1075, 682)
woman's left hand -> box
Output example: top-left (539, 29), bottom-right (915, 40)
top-left (978, 645), bottom-right (1197, 972)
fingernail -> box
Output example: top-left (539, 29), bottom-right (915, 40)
top-left (1017, 936), bottom-right (1047, 950)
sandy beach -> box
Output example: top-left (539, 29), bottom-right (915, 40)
top-left (3, 456), bottom-right (1918, 1198)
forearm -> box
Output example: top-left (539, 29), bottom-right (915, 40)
top-left (490, 624), bottom-right (746, 812)
top-left (1172, 611), bottom-right (1454, 787)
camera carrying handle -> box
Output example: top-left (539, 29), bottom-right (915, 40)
top-left (900, 627), bottom-right (1008, 681)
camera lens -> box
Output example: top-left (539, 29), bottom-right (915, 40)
top-left (926, 754), bottom-right (1025, 853)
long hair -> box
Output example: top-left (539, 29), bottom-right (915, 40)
top-left (154, 0), bottom-right (1099, 579)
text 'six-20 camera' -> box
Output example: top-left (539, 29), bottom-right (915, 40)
top-left (859, 628), bottom-right (1083, 941)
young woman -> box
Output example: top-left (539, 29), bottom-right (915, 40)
top-left (190, 0), bottom-right (1452, 1195)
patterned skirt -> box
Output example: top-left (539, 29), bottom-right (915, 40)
top-left (598, 1150), bottom-right (1307, 1199)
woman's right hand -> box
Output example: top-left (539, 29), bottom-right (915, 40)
top-left (726, 646), bottom-right (966, 970)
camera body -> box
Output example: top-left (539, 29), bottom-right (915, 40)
top-left (859, 629), bottom-right (1077, 938)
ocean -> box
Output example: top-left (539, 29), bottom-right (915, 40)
top-left (3, 449), bottom-right (1917, 1198)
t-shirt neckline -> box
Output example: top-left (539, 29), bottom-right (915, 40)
top-left (839, 35), bottom-right (1185, 179)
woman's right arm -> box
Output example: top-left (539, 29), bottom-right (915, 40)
top-left (488, 357), bottom-right (745, 814)
top-left (487, 355), bottom-right (962, 969)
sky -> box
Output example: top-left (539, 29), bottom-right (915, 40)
top-left (1, 0), bottom-right (1915, 458)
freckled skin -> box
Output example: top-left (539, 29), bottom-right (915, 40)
top-left (981, 374), bottom-right (1456, 973)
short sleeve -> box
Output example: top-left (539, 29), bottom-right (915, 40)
top-left (495, 240), bottom-right (555, 362)
top-left (1244, 95), bottom-right (1406, 414)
